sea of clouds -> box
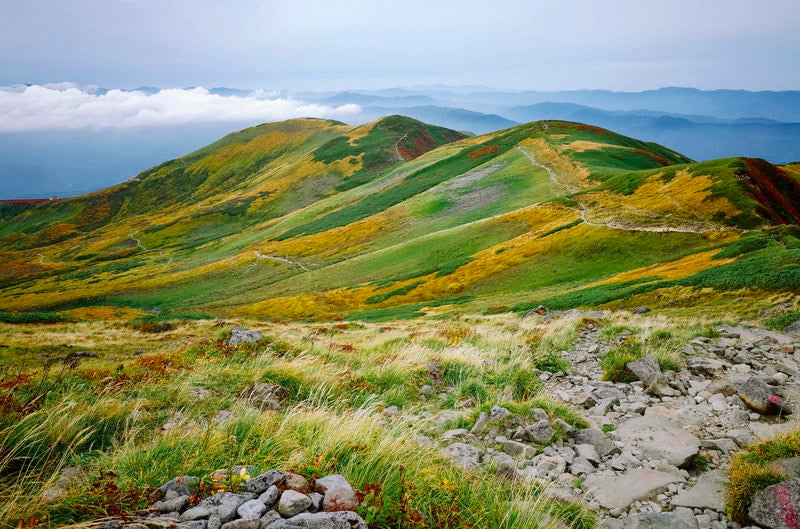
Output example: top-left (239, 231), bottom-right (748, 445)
top-left (0, 83), bottom-right (361, 132)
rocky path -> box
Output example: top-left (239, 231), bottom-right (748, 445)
top-left (433, 313), bottom-right (800, 529)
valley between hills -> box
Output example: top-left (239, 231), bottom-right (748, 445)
top-left (1, 117), bottom-right (800, 529)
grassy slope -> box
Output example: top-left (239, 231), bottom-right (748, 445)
top-left (1, 119), bottom-right (799, 320)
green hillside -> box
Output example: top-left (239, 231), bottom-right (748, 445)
top-left (1, 117), bottom-right (799, 322)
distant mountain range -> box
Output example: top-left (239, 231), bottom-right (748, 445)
top-left (2, 115), bottom-right (799, 320)
top-left (1, 85), bottom-right (799, 199)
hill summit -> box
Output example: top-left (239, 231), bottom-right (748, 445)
top-left (1, 117), bottom-right (799, 321)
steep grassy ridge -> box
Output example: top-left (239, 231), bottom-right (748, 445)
top-left (1, 118), bottom-right (798, 320)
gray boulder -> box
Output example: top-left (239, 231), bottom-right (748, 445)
top-left (736, 376), bottom-right (792, 415)
top-left (671, 470), bottom-right (728, 510)
top-left (229, 326), bottom-right (264, 345)
top-left (626, 355), bottom-right (661, 385)
top-left (748, 478), bottom-right (800, 529)
top-left (522, 420), bottom-right (554, 444)
top-left (616, 415), bottom-right (700, 468)
top-left (442, 442), bottom-right (483, 470)
top-left (575, 428), bottom-right (618, 458)
top-left (237, 499), bottom-right (267, 519)
top-left (582, 469), bottom-right (685, 510)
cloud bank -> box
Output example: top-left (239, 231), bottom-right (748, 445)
top-left (0, 84), bottom-right (361, 132)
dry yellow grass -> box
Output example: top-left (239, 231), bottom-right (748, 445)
top-left (591, 249), bottom-right (736, 286)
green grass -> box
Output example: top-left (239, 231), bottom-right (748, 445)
top-left (0, 316), bottom-right (598, 529)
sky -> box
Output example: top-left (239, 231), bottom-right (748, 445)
top-left (1, 0), bottom-right (799, 133)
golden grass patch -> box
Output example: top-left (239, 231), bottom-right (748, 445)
top-left (591, 249), bottom-right (735, 286)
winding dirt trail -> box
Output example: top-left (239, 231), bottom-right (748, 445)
top-left (254, 250), bottom-right (311, 272)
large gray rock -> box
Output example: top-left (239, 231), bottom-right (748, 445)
top-left (229, 326), bottom-right (264, 345)
top-left (736, 376), bottom-right (792, 415)
top-left (748, 478), bottom-right (800, 529)
top-left (523, 420), bottom-right (554, 444)
top-left (313, 474), bottom-right (359, 511)
top-left (623, 512), bottom-right (696, 529)
top-left (626, 355), bottom-right (661, 385)
top-left (616, 415), bottom-right (701, 468)
top-left (575, 428), bottom-right (618, 458)
top-left (264, 511), bottom-right (368, 529)
top-left (671, 470), bottom-right (728, 510)
top-left (259, 485), bottom-right (280, 508)
top-left (442, 442), bottom-right (483, 470)
top-left (246, 470), bottom-right (286, 494)
top-left (277, 490), bottom-right (312, 517)
top-left (503, 439), bottom-right (537, 459)
top-left (770, 457), bottom-right (800, 478)
top-left (582, 469), bottom-right (685, 510)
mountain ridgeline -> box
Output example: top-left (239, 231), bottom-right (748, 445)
top-left (1, 116), bottom-right (799, 321)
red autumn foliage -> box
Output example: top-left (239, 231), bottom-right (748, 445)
top-left (467, 145), bottom-right (499, 159)
top-left (742, 158), bottom-right (800, 225)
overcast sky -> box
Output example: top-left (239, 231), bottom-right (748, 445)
top-left (2, 0), bottom-right (799, 92)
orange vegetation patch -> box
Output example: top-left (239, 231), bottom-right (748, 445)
top-left (60, 306), bottom-right (150, 321)
top-left (591, 249), bottom-right (735, 286)
top-left (468, 145), bottom-right (499, 159)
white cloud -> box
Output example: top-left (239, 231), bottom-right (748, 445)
top-left (0, 85), bottom-right (361, 132)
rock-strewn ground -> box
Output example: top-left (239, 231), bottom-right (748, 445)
top-left (428, 316), bottom-right (800, 529)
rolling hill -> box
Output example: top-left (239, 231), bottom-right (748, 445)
top-left (2, 116), bottom-right (799, 322)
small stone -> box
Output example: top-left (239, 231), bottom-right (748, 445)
top-left (574, 443), bottom-right (601, 464)
top-left (277, 490), bottom-right (312, 517)
top-left (314, 474), bottom-right (359, 511)
top-left (153, 494), bottom-right (190, 513)
top-left (221, 519), bottom-right (260, 529)
top-left (470, 412), bottom-right (489, 434)
top-left (575, 428), bottom-right (618, 458)
top-left (177, 522), bottom-right (208, 529)
top-left (259, 511), bottom-right (281, 529)
top-left (283, 473), bottom-right (309, 492)
top-left (308, 492), bottom-right (323, 512)
top-left (259, 485), bottom-right (280, 508)
top-left (503, 439), bottom-right (537, 459)
top-left (246, 470), bottom-right (287, 494)
top-left (238, 499), bottom-right (268, 519)
top-left (490, 405), bottom-right (511, 420)
top-left (153, 475), bottom-right (200, 500)
top-left (632, 306), bottom-right (651, 315)
top-left (420, 385), bottom-right (436, 396)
